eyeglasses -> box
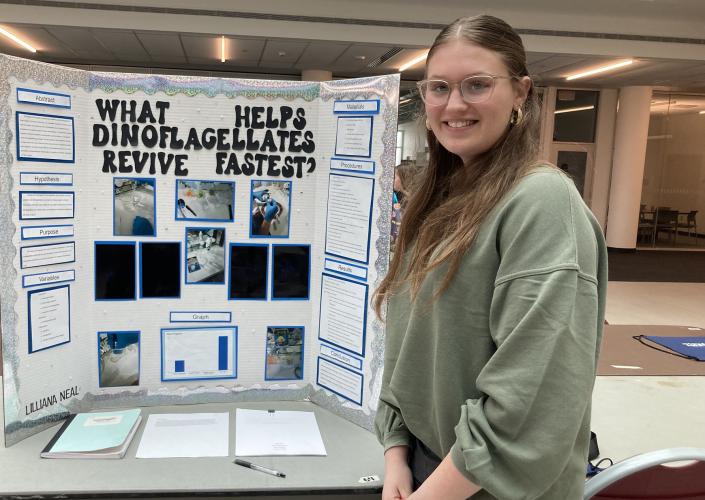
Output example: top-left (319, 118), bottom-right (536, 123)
top-left (416, 75), bottom-right (516, 106)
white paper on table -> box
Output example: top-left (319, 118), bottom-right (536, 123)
top-left (235, 409), bottom-right (327, 456)
top-left (135, 413), bottom-right (229, 458)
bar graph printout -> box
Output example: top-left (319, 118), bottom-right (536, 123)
top-left (161, 327), bottom-right (237, 381)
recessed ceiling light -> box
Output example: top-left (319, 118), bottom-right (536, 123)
top-left (278, 51), bottom-right (287, 57)
top-left (399, 50), bottom-right (429, 72)
top-left (0, 26), bottom-right (37, 53)
top-left (699, 110), bottom-right (705, 115)
top-left (554, 105), bottom-right (595, 114)
top-left (565, 59), bottom-right (634, 81)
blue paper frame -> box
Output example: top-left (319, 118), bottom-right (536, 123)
top-left (323, 257), bottom-right (368, 282)
top-left (94, 241), bottom-right (136, 302)
top-left (333, 115), bottom-right (373, 158)
top-left (264, 326), bottom-right (305, 382)
top-left (20, 241), bottom-right (75, 269)
top-left (16, 111), bottom-right (75, 163)
top-left (20, 224), bottom-right (74, 241)
top-left (97, 331), bottom-right (141, 388)
top-left (16, 87), bottom-right (72, 109)
top-left (324, 173), bottom-right (375, 265)
top-left (249, 179), bottom-right (292, 239)
top-left (228, 242), bottom-right (269, 301)
top-left (333, 99), bottom-right (380, 115)
top-left (184, 227), bottom-right (226, 285)
top-left (22, 269), bottom-right (75, 289)
top-left (317, 273), bottom-right (368, 357)
top-left (316, 357), bottom-right (364, 406)
top-left (113, 177), bottom-right (157, 237)
top-left (174, 179), bottom-right (235, 222)
top-left (271, 244), bottom-right (311, 301)
top-left (169, 311), bottom-right (232, 323)
top-left (330, 157), bottom-right (375, 175)
top-left (19, 191), bottom-right (75, 220)
top-left (160, 326), bottom-right (238, 382)
top-left (19, 171), bottom-right (73, 186)
top-left (139, 241), bottom-right (181, 299)
top-left (27, 284), bottom-right (71, 354)
top-left (319, 342), bottom-right (364, 371)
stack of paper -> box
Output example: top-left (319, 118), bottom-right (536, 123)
top-left (41, 408), bottom-right (142, 459)
top-left (136, 412), bottom-right (229, 458)
top-left (235, 409), bottom-right (327, 456)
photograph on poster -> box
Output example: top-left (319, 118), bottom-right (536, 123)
top-left (140, 242), bottom-right (181, 298)
top-left (250, 180), bottom-right (291, 238)
top-left (185, 228), bottom-right (225, 284)
top-left (175, 180), bottom-right (234, 221)
top-left (271, 244), bottom-right (310, 300)
top-left (98, 331), bottom-right (140, 388)
top-left (161, 326), bottom-right (237, 381)
top-left (95, 242), bottom-right (136, 300)
top-left (228, 243), bottom-right (268, 300)
top-left (265, 326), bottom-right (304, 381)
top-left (113, 178), bottom-right (156, 236)
top-left (28, 284), bottom-right (70, 353)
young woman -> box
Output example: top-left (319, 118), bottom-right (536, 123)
top-left (374, 15), bottom-right (607, 500)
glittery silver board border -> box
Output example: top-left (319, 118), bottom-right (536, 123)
top-left (89, 72), bottom-right (320, 101)
top-left (1, 56), bottom-right (398, 444)
top-left (1, 54), bottom-right (89, 446)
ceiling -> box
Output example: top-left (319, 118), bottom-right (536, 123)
top-left (1, 0), bottom-right (705, 105)
top-left (2, 23), bottom-right (705, 92)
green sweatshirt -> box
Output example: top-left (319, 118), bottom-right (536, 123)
top-left (375, 168), bottom-right (607, 500)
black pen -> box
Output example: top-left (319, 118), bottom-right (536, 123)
top-left (234, 458), bottom-right (286, 478)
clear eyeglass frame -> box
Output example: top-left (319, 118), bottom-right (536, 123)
top-left (416, 74), bottom-right (516, 106)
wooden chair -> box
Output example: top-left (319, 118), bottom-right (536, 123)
top-left (584, 447), bottom-right (705, 499)
top-left (677, 210), bottom-right (698, 244)
top-left (654, 209), bottom-right (679, 245)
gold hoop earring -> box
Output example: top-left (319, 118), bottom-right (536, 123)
top-left (510, 107), bottom-right (524, 126)
top-left (425, 118), bottom-right (431, 130)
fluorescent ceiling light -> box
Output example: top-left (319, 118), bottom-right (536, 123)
top-left (399, 98), bottom-right (412, 104)
top-left (220, 36), bottom-right (225, 63)
top-left (554, 105), bottom-right (595, 114)
top-left (699, 110), bottom-right (705, 115)
top-left (398, 50), bottom-right (428, 72)
top-left (565, 59), bottom-right (634, 81)
top-left (0, 26), bottom-right (37, 53)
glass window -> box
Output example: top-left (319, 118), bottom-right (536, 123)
top-left (553, 90), bottom-right (599, 143)
top-left (639, 93), bottom-right (705, 247)
top-left (396, 130), bottom-right (404, 166)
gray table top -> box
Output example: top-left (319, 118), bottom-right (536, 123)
top-left (0, 400), bottom-right (385, 497)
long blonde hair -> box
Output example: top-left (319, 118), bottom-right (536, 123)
top-left (374, 15), bottom-right (543, 318)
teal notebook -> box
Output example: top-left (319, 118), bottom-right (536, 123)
top-left (41, 409), bottom-right (142, 459)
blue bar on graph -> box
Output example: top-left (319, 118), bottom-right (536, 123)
top-left (218, 336), bottom-right (228, 370)
top-left (175, 360), bottom-right (185, 372)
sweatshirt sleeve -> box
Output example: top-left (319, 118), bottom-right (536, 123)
top-left (449, 172), bottom-right (604, 498)
top-left (450, 269), bottom-right (600, 498)
top-left (375, 398), bottom-right (412, 451)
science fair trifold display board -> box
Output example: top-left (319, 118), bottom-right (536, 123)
top-left (0, 54), bottom-right (399, 446)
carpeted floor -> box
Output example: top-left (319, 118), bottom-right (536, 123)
top-left (608, 250), bottom-right (705, 282)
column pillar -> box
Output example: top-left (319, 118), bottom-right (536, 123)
top-left (301, 69), bottom-right (332, 82)
top-left (605, 86), bottom-right (652, 250)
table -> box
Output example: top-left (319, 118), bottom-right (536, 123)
top-left (0, 399), bottom-right (384, 499)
